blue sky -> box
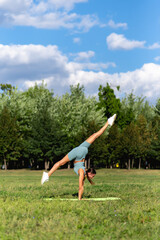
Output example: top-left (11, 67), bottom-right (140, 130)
top-left (0, 0), bottom-right (160, 104)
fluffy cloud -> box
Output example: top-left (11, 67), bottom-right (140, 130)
top-left (107, 20), bottom-right (127, 29)
top-left (107, 33), bottom-right (146, 50)
top-left (0, 0), bottom-right (99, 31)
top-left (67, 63), bottom-right (160, 103)
top-left (0, 0), bottom-right (87, 12)
top-left (0, 43), bottom-right (159, 104)
top-left (73, 37), bottom-right (81, 44)
top-left (47, 0), bottom-right (88, 11)
top-left (155, 56), bottom-right (160, 62)
top-left (0, 44), bottom-right (69, 93)
top-left (72, 51), bottom-right (95, 61)
top-left (0, 43), bottom-right (115, 93)
top-left (69, 51), bottom-right (116, 70)
top-left (148, 42), bottom-right (160, 49)
top-left (0, 0), bottom-right (31, 13)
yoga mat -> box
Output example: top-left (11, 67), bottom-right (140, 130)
top-left (44, 197), bottom-right (121, 201)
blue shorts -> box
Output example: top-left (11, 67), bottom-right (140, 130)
top-left (68, 141), bottom-right (90, 162)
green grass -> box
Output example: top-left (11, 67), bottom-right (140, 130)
top-left (0, 169), bottom-right (160, 240)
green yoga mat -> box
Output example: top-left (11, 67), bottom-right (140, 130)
top-left (45, 197), bottom-right (121, 201)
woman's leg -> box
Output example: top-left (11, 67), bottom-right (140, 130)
top-left (41, 154), bottom-right (70, 184)
top-left (86, 114), bottom-right (116, 145)
top-left (48, 154), bottom-right (70, 177)
top-left (86, 121), bottom-right (109, 145)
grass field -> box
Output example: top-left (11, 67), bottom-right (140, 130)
top-left (0, 169), bottom-right (160, 240)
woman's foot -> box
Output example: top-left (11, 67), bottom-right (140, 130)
top-left (108, 114), bottom-right (117, 126)
top-left (41, 172), bottom-right (49, 185)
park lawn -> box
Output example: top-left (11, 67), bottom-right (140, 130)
top-left (0, 169), bottom-right (160, 240)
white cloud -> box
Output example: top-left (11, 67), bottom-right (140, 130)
top-left (0, 43), bottom-right (159, 104)
top-left (48, 0), bottom-right (88, 11)
top-left (106, 33), bottom-right (146, 50)
top-left (0, 44), bottom-right (69, 93)
top-left (0, 0), bottom-right (32, 13)
top-left (24, 77), bottom-right (55, 89)
top-left (0, 0), bottom-right (99, 31)
top-left (107, 20), bottom-right (127, 29)
top-left (148, 42), bottom-right (160, 49)
top-left (67, 63), bottom-right (160, 102)
top-left (69, 50), bottom-right (116, 70)
top-left (155, 56), bottom-right (160, 62)
top-left (80, 62), bottom-right (116, 71)
top-left (68, 61), bottom-right (116, 71)
top-left (73, 37), bottom-right (81, 43)
top-left (0, 0), bottom-right (87, 12)
top-left (73, 51), bottom-right (95, 61)
top-left (0, 44), bottom-right (67, 65)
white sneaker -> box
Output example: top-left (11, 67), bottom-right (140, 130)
top-left (108, 114), bottom-right (117, 126)
top-left (41, 172), bottom-right (49, 185)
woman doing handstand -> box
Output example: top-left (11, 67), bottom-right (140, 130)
top-left (41, 114), bottom-right (116, 200)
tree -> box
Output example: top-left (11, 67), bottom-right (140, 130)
top-left (118, 122), bottom-right (140, 169)
top-left (149, 99), bottom-right (160, 167)
top-left (0, 106), bottom-right (22, 169)
top-left (155, 98), bottom-right (160, 115)
top-left (97, 83), bottom-right (121, 119)
top-left (120, 93), bottom-right (155, 128)
top-left (26, 84), bottom-right (55, 169)
top-left (0, 83), bottom-right (15, 96)
top-left (55, 84), bottom-right (106, 145)
top-left (135, 115), bottom-right (152, 169)
top-left (105, 125), bottom-right (121, 168)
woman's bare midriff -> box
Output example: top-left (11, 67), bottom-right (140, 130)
top-left (74, 159), bottom-right (85, 164)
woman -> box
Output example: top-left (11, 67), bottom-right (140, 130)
top-left (41, 114), bottom-right (116, 200)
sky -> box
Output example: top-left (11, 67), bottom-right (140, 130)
top-left (0, 0), bottom-right (160, 105)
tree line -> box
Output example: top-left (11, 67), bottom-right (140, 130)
top-left (0, 83), bottom-right (159, 170)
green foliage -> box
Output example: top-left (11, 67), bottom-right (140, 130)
top-left (118, 122), bottom-right (139, 168)
top-left (97, 83), bottom-right (121, 118)
top-left (0, 81), bottom-right (159, 170)
top-left (155, 98), bottom-right (160, 115)
top-left (120, 93), bottom-right (155, 128)
top-left (28, 95), bottom-right (53, 162)
top-left (149, 111), bottom-right (160, 164)
top-left (0, 106), bottom-right (22, 167)
top-left (0, 83), bottom-right (15, 96)
top-left (105, 125), bottom-right (121, 167)
top-left (136, 115), bottom-right (152, 158)
top-left (54, 84), bottom-right (106, 147)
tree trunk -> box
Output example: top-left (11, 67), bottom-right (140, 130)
top-left (45, 160), bottom-right (49, 170)
top-left (131, 159), bottom-right (134, 169)
top-left (88, 158), bottom-right (90, 169)
top-left (4, 159), bottom-right (7, 170)
top-left (128, 158), bottom-right (130, 170)
top-left (68, 162), bottom-right (71, 169)
top-left (30, 160), bottom-right (33, 167)
top-left (85, 160), bottom-right (87, 169)
top-left (138, 158), bottom-right (141, 169)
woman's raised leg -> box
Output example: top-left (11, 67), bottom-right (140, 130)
top-left (86, 114), bottom-right (116, 145)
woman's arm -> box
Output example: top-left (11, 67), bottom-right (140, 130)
top-left (78, 169), bottom-right (85, 200)
top-left (87, 176), bottom-right (95, 185)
